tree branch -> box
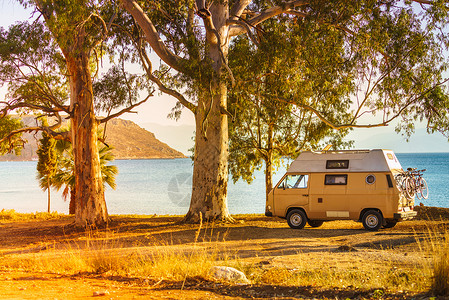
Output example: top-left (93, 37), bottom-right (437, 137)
top-left (197, 6), bottom-right (236, 86)
top-left (99, 96), bottom-right (151, 124)
top-left (138, 34), bottom-right (197, 114)
top-left (267, 95), bottom-right (388, 130)
top-left (229, 0), bottom-right (309, 37)
top-left (1, 101), bottom-right (69, 116)
top-left (230, 0), bottom-right (252, 20)
top-left (227, 19), bottom-right (260, 46)
top-left (119, 0), bottom-right (189, 74)
top-left (112, 22), bottom-right (197, 114)
top-left (0, 119), bottom-right (70, 146)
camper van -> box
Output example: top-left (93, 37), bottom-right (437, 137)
top-left (265, 149), bottom-right (418, 231)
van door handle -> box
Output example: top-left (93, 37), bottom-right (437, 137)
top-left (302, 194), bottom-right (309, 197)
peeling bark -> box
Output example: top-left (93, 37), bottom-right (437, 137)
top-left (183, 3), bottom-right (234, 223)
top-left (184, 79), bottom-right (233, 223)
top-left (66, 43), bottom-right (107, 227)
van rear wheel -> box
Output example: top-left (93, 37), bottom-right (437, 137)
top-left (287, 209), bottom-right (307, 229)
top-left (362, 210), bottom-right (383, 231)
top-left (382, 220), bottom-right (397, 229)
top-left (308, 220), bottom-right (324, 228)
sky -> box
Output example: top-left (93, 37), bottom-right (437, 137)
top-left (0, 1), bottom-right (448, 153)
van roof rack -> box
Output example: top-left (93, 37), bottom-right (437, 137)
top-left (315, 149), bottom-right (373, 154)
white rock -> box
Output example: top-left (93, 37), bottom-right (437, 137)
top-left (210, 266), bottom-right (251, 284)
top-left (93, 290), bottom-right (109, 297)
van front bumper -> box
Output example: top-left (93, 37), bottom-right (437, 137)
top-left (394, 210), bottom-right (417, 221)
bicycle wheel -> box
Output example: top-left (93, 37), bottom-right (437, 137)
top-left (399, 176), bottom-right (407, 192)
top-left (418, 177), bottom-right (429, 200)
top-left (416, 178), bottom-right (422, 200)
top-left (404, 177), bottom-right (416, 199)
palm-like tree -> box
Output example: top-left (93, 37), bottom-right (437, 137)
top-left (36, 129), bottom-right (57, 212)
top-left (52, 139), bottom-right (118, 214)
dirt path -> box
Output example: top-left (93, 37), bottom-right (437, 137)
top-left (0, 210), bottom-right (447, 299)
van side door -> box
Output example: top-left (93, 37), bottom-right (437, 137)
top-left (273, 174), bottom-right (310, 217)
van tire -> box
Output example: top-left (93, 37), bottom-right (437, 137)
top-left (362, 210), bottom-right (383, 231)
top-left (308, 220), bottom-right (324, 228)
top-left (382, 220), bottom-right (397, 229)
top-left (287, 209), bottom-right (307, 229)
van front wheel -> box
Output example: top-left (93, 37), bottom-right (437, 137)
top-left (362, 210), bottom-right (383, 231)
top-left (287, 209), bottom-right (307, 229)
top-left (308, 220), bottom-right (324, 228)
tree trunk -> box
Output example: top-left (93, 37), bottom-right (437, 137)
top-left (184, 80), bottom-right (232, 223)
top-left (69, 189), bottom-right (76, 215)
top-left (183, 3), bottom-right (233, 223)
top-left (66, 44), bottom-right (107, 227)
top-left (265, 124), bottom-right (274, 202)
top-left (47, 178), bottom-right (51, 213)
top-left (265, 157), bottom-right (273, 202)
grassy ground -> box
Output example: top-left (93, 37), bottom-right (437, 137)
top-left (0, 207), bottom-right (448, 299)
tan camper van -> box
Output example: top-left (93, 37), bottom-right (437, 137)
top-left (265, 149), bottom-right (418, 231)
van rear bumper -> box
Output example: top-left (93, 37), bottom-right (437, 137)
top-left (394, 210), bottom-right (417, 221)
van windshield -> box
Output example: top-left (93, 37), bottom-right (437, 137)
top-left (278, 174), bottom-right (309, 189)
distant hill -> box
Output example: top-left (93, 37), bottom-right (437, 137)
top-left (101, 118), bottom-right (185, 159)
top-left (0, 116), bottom-right (185, 161)
top-left (140, 122), bottom-right (195, 156)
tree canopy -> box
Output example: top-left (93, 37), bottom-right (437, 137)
top-left (0, 116), bottom-right (23, 155)
top-left (228, 16), bottom-right (354, 196)
top-left (1, 0), bottom-right (449, 225)
top-left (119, 0), bottom-right (449, 223)
top-left (0, 1), bottom-right (150, 226)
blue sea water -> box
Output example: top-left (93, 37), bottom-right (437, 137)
top-left (0, 153), bottom-right (447, 215)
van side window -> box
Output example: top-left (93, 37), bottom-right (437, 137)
top-left (278, 174), bottom-right (309, 189)
top-left (386, 174), bottom-right (393, 188)
top-left (325, 174), bottom-right (348, 185)
top-left (326, 160), bottom-right (349, 169)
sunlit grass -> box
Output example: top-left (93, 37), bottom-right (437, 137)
top-left (0, 219), bottom-right (225, 282)
top-left (0, 209), bottom-right (65, 222)
top-left (416, 223), bottom-right (449, 296)
top-left (0, 216), bottom-right (447, 296)
top-left (230, 251), bottom-right (431, 293)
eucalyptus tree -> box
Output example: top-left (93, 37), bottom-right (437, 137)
top-left (119, 0), bottom-right (449, 223)
top-left (228, 17), bottom-right (355, 199)
top-left (0, 1), bottom-right (150, 226)
top-left (0, 116), bottom-right (23, 155)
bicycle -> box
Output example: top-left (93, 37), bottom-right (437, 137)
top-left (394, 168), bottom-right (428, 200)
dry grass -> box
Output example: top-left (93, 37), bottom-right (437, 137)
top-left (230, 252), bottom-right (430, 292)
top-left (416, 224), bottom-right (449, 296)
top-left (0, 214), bottom-right (447, 296)
top-left (0, 209), bottom-right (64, 222)
top-left (0, 217), bottom-right (223, 283)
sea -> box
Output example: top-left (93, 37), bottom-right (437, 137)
top-left (0, 153), bottom-right (448, 215)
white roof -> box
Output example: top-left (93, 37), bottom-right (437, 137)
top-left (287, 149), bottom-right (403, 173)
